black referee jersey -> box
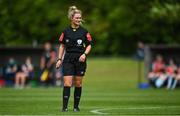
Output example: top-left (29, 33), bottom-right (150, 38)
top-left (59, 26), bottom-right (92, 54)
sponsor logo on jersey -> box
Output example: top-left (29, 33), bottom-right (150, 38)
top-left (66, 39), bottom-right (69, 43)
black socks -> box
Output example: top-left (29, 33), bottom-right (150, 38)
top-left (62, 86), bottom-right (82, 109)
top-left (74, 87), bottom-right (82, 108)
top-left (63, 86), bottom-right (70, 109)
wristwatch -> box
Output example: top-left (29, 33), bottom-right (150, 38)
top-left (57, 58), bottom-right (62, 62)
top-left (84, 53), bottom-right (88, 56)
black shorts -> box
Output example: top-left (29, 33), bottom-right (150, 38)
top-left (62, 53), bottom-right (87, 76)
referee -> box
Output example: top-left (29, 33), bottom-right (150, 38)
top-left (56, 6), bottom-right (92, 112)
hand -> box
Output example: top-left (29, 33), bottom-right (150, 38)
top-left (56, 60), bottom-right (62, 69)
top-left (79, 54), bottom-right (86, 62)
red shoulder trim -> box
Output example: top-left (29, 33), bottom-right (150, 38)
top-left (59, 32), bottom-right (64, 42)
top-left (86, 33), bottom-right (92, 41)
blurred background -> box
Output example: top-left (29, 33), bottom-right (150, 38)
top-left (0, 0), bottom-right (180, 115)
top-left (0, 0), bottom-right (180, 55)
top-left (0, 0), bottom-right (180, 87)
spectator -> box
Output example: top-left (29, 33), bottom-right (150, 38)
top-left (5, 57), bottom-right (17, 86)
top-left (148, 55), bottom-right (167, 88)
top-left (40, 42), bottom-right (56, 86)
top-left (166, 59), bottom-right (177, 89)
top-left (25, 57), bottom-right (34, 85)
top-left (135, 41), bottom-right (145, 61)
top-left (171, 66), bottom-right (180, 89)
top-left (15, 57), bottom-right (34, 89)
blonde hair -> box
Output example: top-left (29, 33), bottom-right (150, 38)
top-left (68, 6), bottom-right (82, 20)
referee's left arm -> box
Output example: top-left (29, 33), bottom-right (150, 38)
top-left (84, 45), bottom-right (91, 56)
top-left (84, 32), bottom-right (92, 55)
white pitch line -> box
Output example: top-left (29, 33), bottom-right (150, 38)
top-left (90, 106), bottom-right (180, 115)
top-left (90, 108), bottom-right (109, 115)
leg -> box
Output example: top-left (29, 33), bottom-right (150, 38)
top-left (61, 61), bottom-right (75, 111)
top-left (17, 73), bottom-right (24, 89)
top-left (74, 76), bottom-right (83, 111)
top-left (21, 73), bottom-right (27, 89)
top-left (73, 61), bottom-right (86, 111)
top-left (148, 72), bottom-right (157, 87)
top-left (62, 76), bottom-right (73, 111)
top-left (172, 79), bottom-right (178, 90)
top-left (155, 74), bottom-right (167, 88)
top-left (167, 76), bottom-right (173, 89)
top-left (172, 75), bottom-right (180, 90)
top-left (15, 73), bottom-right (20, 88)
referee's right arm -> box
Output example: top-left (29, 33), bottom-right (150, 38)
top-left (56, 32), bottom-right (65, 69)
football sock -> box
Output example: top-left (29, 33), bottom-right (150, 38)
top-left (63, 86), bottom-right (70, 109)
top-left (74, 87), bottom-right (82, 108)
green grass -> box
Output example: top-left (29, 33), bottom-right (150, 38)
top-left (0, 57), bottom-right (180, 115)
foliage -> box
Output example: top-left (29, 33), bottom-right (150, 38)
top-left (0, 0), bottom-right (180, 55)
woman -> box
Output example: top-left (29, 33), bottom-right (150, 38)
top-left (15, 57), bottom-right (34, 89)
top-left (56, 6), bottom-right (92, 112)
top-left (171, 66), bottom-right (180, 89)
top-left (166, 59), bottom-right (177, 89)
top-left (40, 42), bottom-right (56, 86)
top-left (148, 55), bottom-right (166, 88)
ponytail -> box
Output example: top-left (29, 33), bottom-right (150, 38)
top-left (68, 6), bottom-right (82, 20)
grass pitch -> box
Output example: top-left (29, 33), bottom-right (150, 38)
top-left (0, 57), bottom-right (180, 115)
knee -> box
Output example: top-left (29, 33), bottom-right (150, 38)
top-left (64, 80), bottom-right (72, 87)
top-left (15, 73), bottom-right (20, 79)
top-left (75, 80), bottom-right (82, 87)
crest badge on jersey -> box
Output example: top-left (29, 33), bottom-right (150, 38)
top-left (77, 39), bottom-right (82, 45)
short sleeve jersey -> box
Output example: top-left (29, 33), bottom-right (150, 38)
top-left (59, 26), bottom-right (92, 53)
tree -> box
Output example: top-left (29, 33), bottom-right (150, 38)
top-left (0, 0), bottom-right (180, 55)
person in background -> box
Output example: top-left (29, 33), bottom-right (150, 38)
top-left (134, 41), bottom-right (145, 88)
top-left (40, 42), bottom-right (56, 86)
top-left (166, 59), bottom-right (177, 90)
top-left (171, 66), bottom-right (180, 89)
top-left (5, 57), bottom-right (17, 86)
top-left (135, 41), bottom-right (145, 60)
top-left (25, 57), bottom-right (34, 85)
top-left (15, 57), bottom-right (34, 89)
top-left (148, 55), bottom-right (166, 88)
